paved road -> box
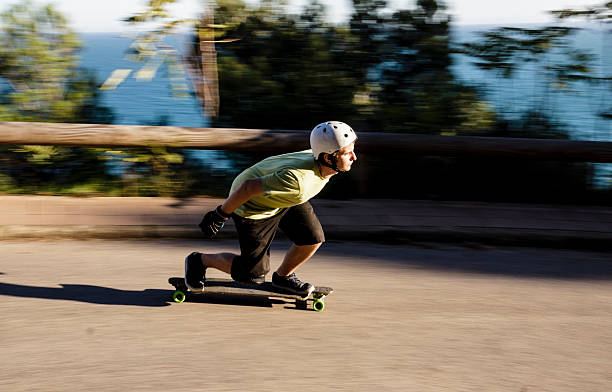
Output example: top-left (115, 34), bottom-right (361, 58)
top-left (1, 240), bottom-right (612, 391)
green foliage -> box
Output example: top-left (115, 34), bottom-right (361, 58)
top-left (456, 24), bottom-right (600, 137)
top-left (104, 0), bottom-right (198, 98)
top-left (0, 0), bottom-right (114, 123)
top-left (0, 1), bottom-right (205, 197)
top-left (123, 0), bottom-right (182, 23)
top-left (550, 2), bottom-right (612, 120)
top-left (208, 0), bottom-right (360, 129)
top-left (551, 1), bottom-right (612, 21)
top-left (0, 0), bottom-right (116, 195)
top-left (1, 0), bottom-right (603, 201)
top-left (459, 27), bottom-right (594, 88)
top-left (208, 0), bottom-right (496, 137)
top-left (0, 0), bottom-right (91, 121)
top-left (203, 0), bottom-right (602, 201)
top-left (121, 0), bottom-right (495, 136)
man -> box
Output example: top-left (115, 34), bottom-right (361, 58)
top-left (185, 121), bottom-right (357, 296)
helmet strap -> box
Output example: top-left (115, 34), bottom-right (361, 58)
top-left (320, 153), bottom-right (342, 173)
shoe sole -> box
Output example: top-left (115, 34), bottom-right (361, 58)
top-left (184, 254), bottom-right (205, 293)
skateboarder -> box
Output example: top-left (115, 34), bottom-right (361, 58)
top-left (185, 121), bottom-right (357, 296)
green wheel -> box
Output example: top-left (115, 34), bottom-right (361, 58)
top-left (173, 290), bottom-right (186, 303)
top-left (313, 299), bottom-right (325, 312)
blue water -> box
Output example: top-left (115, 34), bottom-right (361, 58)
top-left (79, 29), bottom-right (612, 141)
top-left (450, 25), bottom-right (612, 187)
top-left (80, 33), bottom-right (206, 127)
top-left (450, 25), bottom-right (612, 143)
top-left (79, 33), bottom-right (231, 170)
top-left (78, 29), bottom-right (611, 186)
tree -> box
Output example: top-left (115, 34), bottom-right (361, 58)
top-left (208, 0), bottom-right (363, 129)
top-left (0, 0), bottom-right (114, 194)
top-left (0, 0), bottom-right (113, 123)
top-left (451, 9), bottom-right (601, 195)
top-left (551, 1), bottom-right (612, 120)
top-left (117, 0), bottom-right (494, 135)
top-left (112, 0), bottom-right (600, 201)
top-left (459, 26), bottom-right (594, 93)
top-left (347, 0), bottom-right (496, 135)
top-left (551, 1), bottom-right (612, 21)
top-left (107, 0), bottom-right (231, 118)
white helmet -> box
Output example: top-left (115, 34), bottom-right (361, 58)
top-left (310, 121), bottom-right (357, 159)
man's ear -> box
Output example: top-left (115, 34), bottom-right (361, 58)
top-left (321, 153), bottom-right (329, 165)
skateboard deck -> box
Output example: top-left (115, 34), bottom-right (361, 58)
top-left (168, 277), bottom-right (333, 312)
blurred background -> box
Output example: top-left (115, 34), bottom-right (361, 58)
top-left (0, 0), bottom-right (611, 203)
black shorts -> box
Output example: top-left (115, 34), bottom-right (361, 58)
top-left (230, 201), bottom-right (325, 281)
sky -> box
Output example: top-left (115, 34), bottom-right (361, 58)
top-left (7, 0), bottom-right (603, 33)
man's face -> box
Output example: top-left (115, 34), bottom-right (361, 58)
top-left (334, 142), bottom-right (357, 172)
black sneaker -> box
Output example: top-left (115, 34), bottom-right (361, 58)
top-left (272, 272), bottom-right (314, 297)
top-left (232, 271), bottom-right (265, 286)
top-left (235, 275), bottom-right (266, 285)
top-left (184, 252), bottom-right (206, 292)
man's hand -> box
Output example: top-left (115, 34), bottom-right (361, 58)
top-left (199, 206), bottom-right (232, 238)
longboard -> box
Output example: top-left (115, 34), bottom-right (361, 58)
top-left (168, 277), bottom-right (333, 312)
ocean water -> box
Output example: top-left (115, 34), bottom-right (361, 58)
top-left (450, 25), bottom-right (612, 187)
top-left (80, 33), bottom-right (206, 127)
top-left (79, 29), bottom-right (612, 142)
top-left (451, 25), bottom-right (612, 143)
top-left (79, 33), bottom-right (229, 170)
top-left (78, 29), bottom-right (611, 186)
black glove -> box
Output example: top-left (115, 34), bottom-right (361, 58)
top-left (199, 205), bottom-right (232, 238)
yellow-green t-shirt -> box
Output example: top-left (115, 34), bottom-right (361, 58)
top-left (230, 150), bottom-right (329, 219)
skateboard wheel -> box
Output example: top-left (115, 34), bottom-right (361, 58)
top-left (173, 290), bottom-right (186, 303)
top-left (313, 299), bottom-right (325, 312)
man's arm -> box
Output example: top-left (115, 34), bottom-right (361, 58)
top-left (220, 178), bottom-right (264, 215)
top-left (198, 178), bottom-right (265, 238)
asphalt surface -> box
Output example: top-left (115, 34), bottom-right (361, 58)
top-left (1, 240), bottom-right (611, 391)
top-left (1, 196), bottom-right (611, 249)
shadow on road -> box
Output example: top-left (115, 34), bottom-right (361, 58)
top-left (0, 282), bottom-right (171, 307)
top-left (0, 281), bottom-right (309, 310)
top-left (182, 293), bottom-right (310, 311)
top-left (154, 239), bottom-right (612, 281)
top-left (315, 243), bottom-right (612, 281)
top-left (185, 293), bottom-right (271, 308)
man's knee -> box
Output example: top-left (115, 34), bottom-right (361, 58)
top-left (296, 242), bottom-right (322, 250)
top-left (291, 242), bottom-right (322, 257)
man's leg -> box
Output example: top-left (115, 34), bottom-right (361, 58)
top-left (200, 252), bottom-right (235, 274)
top-left (271, 243), bottom-right (319, 295)
top-left (184, 251), bottom-right (235, 291)
top-left (186, 211), bottom-right (283, 289)
top-left (275, 243), bottom-right (321, 276)
top-left (272, 202), bottom-right (324, 295)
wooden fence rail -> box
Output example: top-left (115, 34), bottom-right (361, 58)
top-left (1, 121), bottom-right (612, 162)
